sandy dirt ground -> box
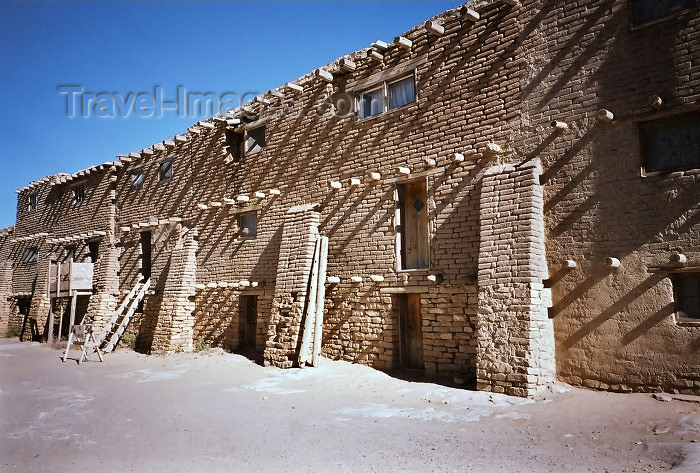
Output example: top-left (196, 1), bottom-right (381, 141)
top-left (1, 339), bottom-right (699, 473)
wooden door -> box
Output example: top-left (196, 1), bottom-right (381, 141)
top-left (398, 180), bottom-right (429, 269)
top-left (398, 293), bottom-right (424, 369)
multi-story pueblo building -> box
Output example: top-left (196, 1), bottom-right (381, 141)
top-left (1, 0), bottom-right (698, 397)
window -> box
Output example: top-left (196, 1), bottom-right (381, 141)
top-left (64, 246), bottom-right (76, 262)
top-left (21, 246), bottom-right (38, 264)
top-left (158, 160), bottom-right (173, 181)
top-left (639, 111), bottom-right (700, 174)
top-left (357, 73), bottom-right (416, 119)
top-left (396, 180), bottom-right (429, 270)
top-left (673, 273), bottom-right (700, 319)
top-left (359, 88), bottom-right (383, 119)
top-left (630, 0), bottom-right (696, 26)
top-left (245, 126), bottom-right (266, 154)
top-left (388, 76), bottom-right (416, 110)
top-left (28, 193), bottom-right (37, 211)
top-left (74, 184), bottom-right (85, 203)
top-left (131, 169), bottom-right (144, 188)
top-left (238, 212), bottom-right (257, 238)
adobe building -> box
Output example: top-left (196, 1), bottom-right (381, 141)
top-left (2, 0), bottom-right (698, 398)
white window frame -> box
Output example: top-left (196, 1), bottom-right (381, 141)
top-left (356, 72), bottom-right (416, 120)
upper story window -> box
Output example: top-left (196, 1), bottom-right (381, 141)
top-left (74, 184), bottom-right (85, 203)
top-left (131, 169), bottom-right (144, 188)
top-left (245, 126), bottom-right (266, 154)
top-left (158, 160), bottom-right (173, 181)
top-left (64, 245), bottom-right (76, 262)
top-left (28, 193), bottom-right (37, 211)
top-left (639, 111), bottom-right (700, 174)
top-left (630, 0), bottom-right (696, 26)
top-left (21, 246), bottom-right (38, 264)
top-left (357, 73), bottom-right (416, 120)
top-left (673, 273), bottom-right (700, 320)
top-left (238, 211), bottom-right (258, 238)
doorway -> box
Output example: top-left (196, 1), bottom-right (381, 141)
top-left (398, 293), bottom-right (424, 369)
top-left (239, 295), bottom-right (257, 349)
top-left (140, 231), bottom-right (151, 282)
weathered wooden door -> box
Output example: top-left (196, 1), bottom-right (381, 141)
top-left (240, 295), bottom-right (257, 348)
top-left (398, 180), bottom-right (429, 269)
top-left (398, 293), bottom-right (424, 369)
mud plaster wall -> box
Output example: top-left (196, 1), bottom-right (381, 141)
top-left (519, 0), bottom-right (700, 393)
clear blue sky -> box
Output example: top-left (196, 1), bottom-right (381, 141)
top-left (0, 0), bottom-right (463, 229)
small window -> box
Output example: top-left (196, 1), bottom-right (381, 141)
top-left (158, 161), bottom-right (173, 181)
top-left (245, 126), bottom-right (266, 154)
top-left (238, 212), bottom-right (257, 238)
top-left (630, 0), bottom-right (696, 26)
top-left (388, 76), bottom-right (415, 110)
top-left (640, 111), bottom-right (700, 174)
top-left (357, 73), bottom-right (416, 120)
top-left (396, 179), bottom-right (429, 270)
top-left (21, 246), bottom-right (38, 264)
top-left (28, 193), bottom-right (37, 211)
top-left (74, 184), bottom-right (85, 203)
top-left (359, 88), bottom-right (384, 119)
top-left (131, 169), bottom-right (144, 188)
top-left (64, 246), bottom-right (76, 262)
top-left (673, 273), bottom-right (700, 319)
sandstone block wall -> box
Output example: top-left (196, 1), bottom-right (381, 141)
top-left (518, 0), bottom-right (700, 393)
top-left (5, 0), bottom-right (698, 396)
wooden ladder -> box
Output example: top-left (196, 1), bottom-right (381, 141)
top-left (98, 278), bottom-right (151, 353)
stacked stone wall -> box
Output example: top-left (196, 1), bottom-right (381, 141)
top-left (519, 0), bottom-right (700, 393)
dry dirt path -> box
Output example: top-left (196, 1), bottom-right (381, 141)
top-left (1, 339), bottom-right (699, 473)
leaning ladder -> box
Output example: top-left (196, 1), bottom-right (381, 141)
top-left (98, 278), bottom-right (151, 353)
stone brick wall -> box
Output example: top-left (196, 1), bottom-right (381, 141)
top-left (5, 0), bottom-right (698, 396)
top-left (519, 0), bottom-right (700, 393)
top-left (476, 159), bottom-right (555, 397)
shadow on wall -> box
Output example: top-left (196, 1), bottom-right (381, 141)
top-left (560, 271), bottom-right (668, 350)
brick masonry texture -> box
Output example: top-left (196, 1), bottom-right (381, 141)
top-left (3, 0), bottom-right (699, 397)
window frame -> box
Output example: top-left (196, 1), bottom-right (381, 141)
top-left (245, 126), bottom-right (266, 155)
top-left (237, 211), bottom-right (258, 239)
top-left (21, 246), bottom-right (39, 264)
top-left (355, 71), bottom-right (417, 121)
top-left (158, 160), bottom-right (173, 182)
top-left (28, 193), bottom-right (37, 211)
top-left (74, 184), bottom-right (86, 203)
top-left (131, 168), bottom-right (144, 188)
top-left (639, 111), bottom-right (700, 176)
top-left (672, 271), bottom-right (700, 323)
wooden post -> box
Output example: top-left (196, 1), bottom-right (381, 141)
top-left (298, 238), bottom-right (321, 366)
top-left (47, 262), bottom-right (55, 344)
top-left (312, 236), bottom-right (328, 367)
top-left (70, 292), bottom-right (78, 326)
